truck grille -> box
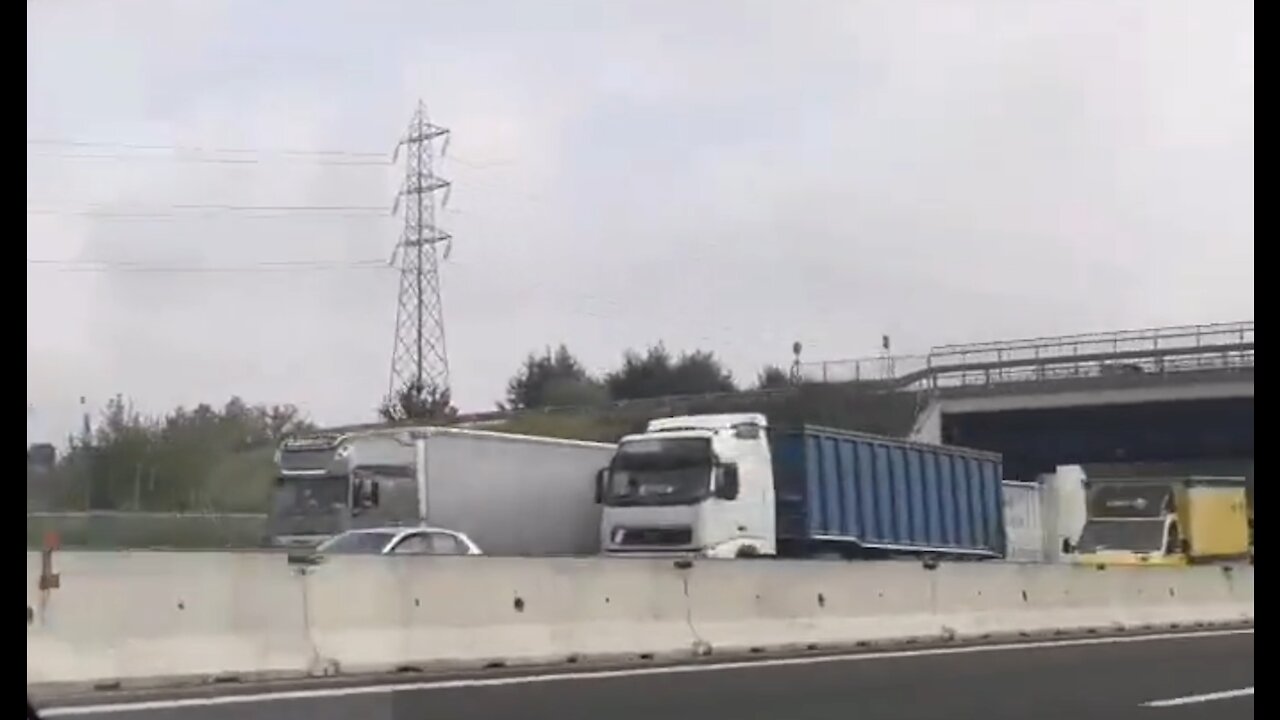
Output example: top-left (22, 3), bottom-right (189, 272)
top-left (279, 449), bottom-right (335, 473)
top-left (615, 527), bottom-right (693, 547)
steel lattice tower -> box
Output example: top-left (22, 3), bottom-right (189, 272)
top-left (388, 101), bottom-right (453, 399)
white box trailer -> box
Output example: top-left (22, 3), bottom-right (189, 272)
top-left (416, 428), bottom-right (616, 556)
top-left (269, 426), bottom-right (616, 556)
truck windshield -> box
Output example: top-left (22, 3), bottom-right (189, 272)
top-left (272, 476), bottom-right (348, 516)
top-left (1076, 519), bottom-right (1166, 553)
top-left (605, 438), bottom-right (713, 506)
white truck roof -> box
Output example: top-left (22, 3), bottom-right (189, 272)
top-left (285, 424), bottom-right (615, 450)
top-left (644, 413), bottom-right (768, 434)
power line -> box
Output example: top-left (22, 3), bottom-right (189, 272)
top-left (28, 201), bottom-right (388, 212)
top-left (26, 138), bottom-right (389, 159)
top-left (27, 203), bottom-right (392, 218)
top-left (26, 258), bottom-right (394, 273)
top-left (26, 138), bottom-right (510, 170)
top-left (26, 212), bottom-right (393, 222)
top-left (27, 150), bottom-right (392, 167)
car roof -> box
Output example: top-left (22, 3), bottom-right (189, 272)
top-left (321, 526), bottom-right (480, 554)
top-left (337, 526), bottom-right (463, 536)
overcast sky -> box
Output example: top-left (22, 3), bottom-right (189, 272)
top-left (26, 0), bottom-right (1253, 443)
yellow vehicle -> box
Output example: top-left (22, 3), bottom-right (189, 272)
top-left (1066, 476), bottom-right (1250, 567)
top-left (1248, 505), bottom-right (1254, 564)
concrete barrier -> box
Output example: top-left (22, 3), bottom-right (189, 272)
top-left (684, 559), bottom-right (941, 651)
top-left (26, 551), bottom-right (313, 687)
top-left (303, 555), bottom-right (698, 673)
top-left (683, 560), bottom-right (1252, 654)
top-left (26, 551), bottom-right (1253, 693)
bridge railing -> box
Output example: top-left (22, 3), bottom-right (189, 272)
top-left (797, 321), bottom-right (1254, 390)
top-left (928, 320), bottom-right (1253, 365)
top-left (793, 354), bottom-right (931, 385)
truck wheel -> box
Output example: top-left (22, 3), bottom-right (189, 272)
top-left (735, 546), bottom-right (761, 559)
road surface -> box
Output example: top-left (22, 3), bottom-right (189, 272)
top-left (34, 629), bottom-right (1253, 720)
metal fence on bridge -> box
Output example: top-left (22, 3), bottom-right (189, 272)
top-left (798, 321), bottom-right (1254, 390)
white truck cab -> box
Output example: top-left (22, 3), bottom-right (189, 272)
top-left (597, 413), bottom-right (776, 558)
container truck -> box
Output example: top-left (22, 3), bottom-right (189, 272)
top-left (268, 425), bottom-right (617, 556)
top-left (596, 413), bottom-right (1006, 559)
top-left (1065, 476), bottom-right (1250, 566)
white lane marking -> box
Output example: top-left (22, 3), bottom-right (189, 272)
top-left (1143, 687), bottom-right (1254, 707)
top-left (38, 628), bottom-right (1253, 717)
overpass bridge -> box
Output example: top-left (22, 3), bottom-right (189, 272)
top-left (800, 321), bottom-right (1253, 481)
top-left (345, 321), bottom-right (1250, 483)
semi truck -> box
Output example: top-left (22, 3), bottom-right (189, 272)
top-left (268, 425), bottom-right (617, 555)
top-left (1065, 476), bottom-right (1250, 566)
top-left (596, 413), bottom-right (1007, 559)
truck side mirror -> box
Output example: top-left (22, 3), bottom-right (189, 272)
top-left (716, 465), bottom-right (740, 500)
top-left (352, 478), bottom-right (366, 512)
top-left (369, 479), bottom-right (380, 507)
top-left (595, 468), bottom-right (608, 504)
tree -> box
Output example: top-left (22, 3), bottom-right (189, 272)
top-left (46, 395), bottom-right (316, 513)
top-left (670, 350), bottom-right (737, 395)
top-left (605, 344), bottom-right (737, 401)
top-left (85, 395), bottom-right (155, 510)
top-left (505, 345), bottom-right (607, 410)
top-left (379, 380), bottom-right (458, 423)
top-left (755, 365), bottom-right (791, 390)
top-left (605, 344), bottom-right (673, 401)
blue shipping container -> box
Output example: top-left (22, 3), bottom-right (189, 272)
top-left (771, 426), bottom-right (1006, 557)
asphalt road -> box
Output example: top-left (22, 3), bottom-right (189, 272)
top-left (34, 630), bottom-right (1253, 720)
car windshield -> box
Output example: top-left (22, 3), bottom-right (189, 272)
top-left (316, 531), bottom-right (397, 554)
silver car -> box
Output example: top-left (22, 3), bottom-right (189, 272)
top-left (314, 526), bottom-right (484, 556)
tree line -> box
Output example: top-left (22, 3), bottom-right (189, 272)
top-left (30, 343), bottom-right (790, 512)
top-left (502, 343), bottom-right (790, 412)
top-left (379, 343), bottom-right (790, 421)
top-left (28, 396), bottom-right (313, 513)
